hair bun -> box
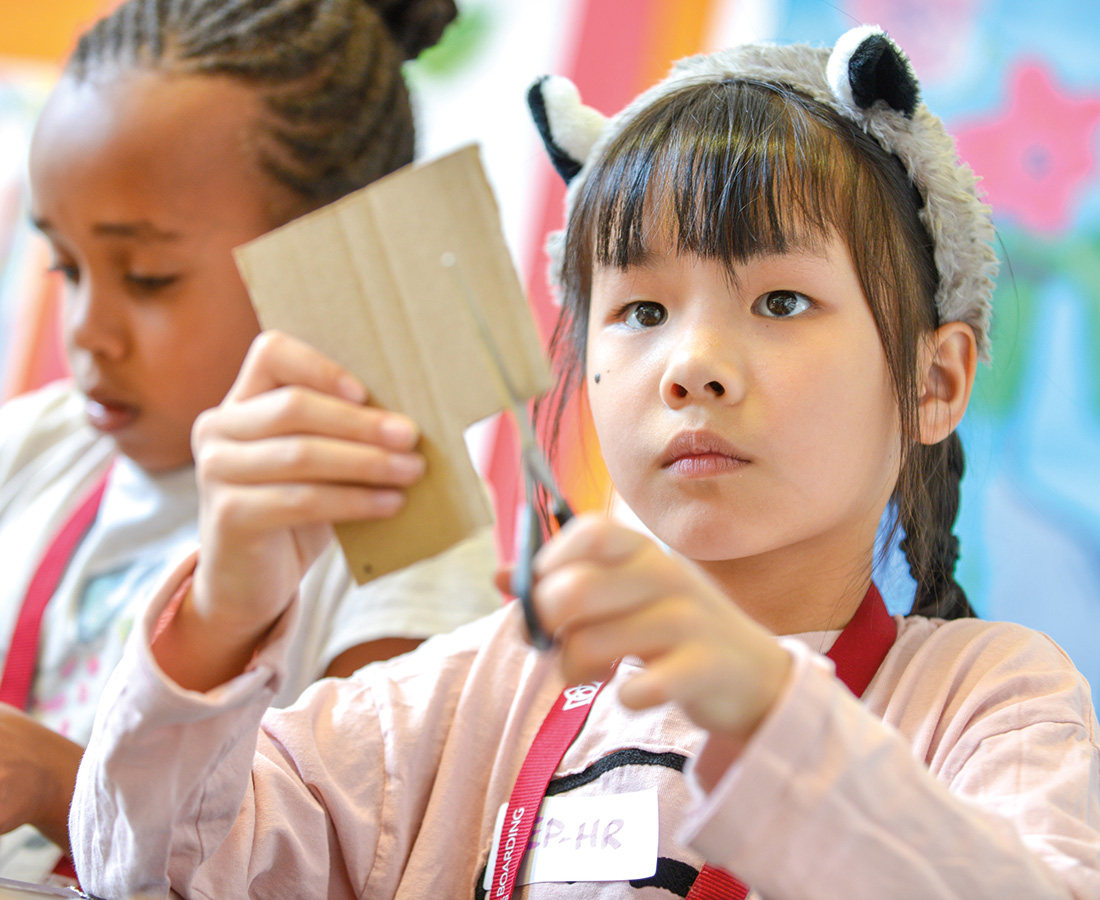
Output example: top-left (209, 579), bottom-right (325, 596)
top-left (363, 0), bottom-right (458, 60)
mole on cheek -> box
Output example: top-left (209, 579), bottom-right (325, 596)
top-left (594, 372), bottom-right (601, 384)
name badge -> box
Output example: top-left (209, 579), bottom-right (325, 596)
top-left (485, 788), bottom-right (658, 888)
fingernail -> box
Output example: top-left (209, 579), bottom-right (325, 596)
top-left (375, 490), bottom-right (406, 514)
top-left (337, 374), bottom-right (367, 403)
top-left (382, 416), bottom-right (419, 447)
top-left (390, 452), bottom-right (427, 480)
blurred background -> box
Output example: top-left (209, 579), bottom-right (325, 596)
top-left (1, 0), bottom-right (1098, 687)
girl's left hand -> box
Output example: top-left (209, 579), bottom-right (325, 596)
top-left (533, 515), bottom-right (792, 749)
top-left (0, 703), bottom-right (81, 851)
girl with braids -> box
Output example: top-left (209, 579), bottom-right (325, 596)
top-left (73, 26), bottom-right (1098, 900)
top-left (0, 0), bottom-right (502, 883)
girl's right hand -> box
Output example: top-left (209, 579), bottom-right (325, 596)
top-left (158, 331), bottom-right (425, 690)
top-left (532, 516), bottom-right (792, 760)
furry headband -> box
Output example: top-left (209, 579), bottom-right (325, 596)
top-left (527, 25), bottom-right (998, 361)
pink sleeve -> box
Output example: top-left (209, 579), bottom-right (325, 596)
top-left (70, 552), bottom-right (386, 899)
top-left (70, 551), bottom-right (501, 900)
top-left (678, 636), bottom-right (1100, 900)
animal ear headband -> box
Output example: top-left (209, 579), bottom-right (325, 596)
top-left (527, 25), bottom-right (998, 361)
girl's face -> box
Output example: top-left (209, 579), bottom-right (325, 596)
top-left (586, 229), bottom-right (902, 574)
top-left (29, 69), bottom-right (282, 472)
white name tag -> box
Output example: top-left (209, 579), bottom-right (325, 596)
top-left (484, 788), bottom-right (659, 889)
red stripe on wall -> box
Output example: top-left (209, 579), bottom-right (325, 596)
top-left (490, 0), bottom-right (715, 563)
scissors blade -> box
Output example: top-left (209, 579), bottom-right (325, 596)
top-left (440, 252), bottom-right (568, 511)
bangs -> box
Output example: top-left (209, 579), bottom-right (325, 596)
top-left (577, 80), bottom-right (855, 271)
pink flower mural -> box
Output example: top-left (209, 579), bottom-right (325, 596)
top-left (849, 0), bottom-right (980, 82)
top-left (953, 62), bottom-right (1100, 234)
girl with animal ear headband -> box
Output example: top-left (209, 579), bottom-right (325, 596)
top-left (71, 26), bottom-right (1099, 899)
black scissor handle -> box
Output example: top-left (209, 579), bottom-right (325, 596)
top-left (511, 504), bottom-right (553, 650)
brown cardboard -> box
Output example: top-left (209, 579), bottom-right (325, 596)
top-left (233, 145), bottom-right (551, 583)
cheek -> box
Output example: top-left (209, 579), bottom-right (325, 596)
top-left (160, 277), bottom-right (259, 404)
top-left (586, 345), bottom-right (629, 459)
top-left (586, 373), bottom-right (622, 456)
top-left (788, 356), bottom-right (900, 493)
top-left (586, 337), bottom-right (635, 424)
top-left (585, 348), bottom-right (663, 490)
top-left (189, 307), bottom-right (259, 395)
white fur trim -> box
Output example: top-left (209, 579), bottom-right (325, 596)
top-left (539, 75), bottom-right (610, 169)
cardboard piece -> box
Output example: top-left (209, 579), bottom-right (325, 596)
top-left (234, 145), bottom-right (551, 583)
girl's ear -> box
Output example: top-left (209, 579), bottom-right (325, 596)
top-left (917, 322), bottom-right (977, 445)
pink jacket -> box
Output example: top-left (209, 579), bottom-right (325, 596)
top-left (72, 555), bottom-right (1100, 899)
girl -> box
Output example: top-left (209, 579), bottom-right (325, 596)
top-left (72, 26), bottom-right (1099, 900)
top-left (0, 0), bottom-right (500, 882)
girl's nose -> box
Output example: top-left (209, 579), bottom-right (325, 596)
top-left (659, 331), bottom-right (743, 408)
top-left (66, 281), bottom-right (128, 361)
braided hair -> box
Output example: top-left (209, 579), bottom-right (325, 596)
top-left (897, 432), bottom-right (973, 618)
top-left (66, 0), bottom-right (457, 218)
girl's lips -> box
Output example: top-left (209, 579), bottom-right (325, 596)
top-left (666, 453), bottom-right (747, 477)
top-left (84, 396), bottom-right (138, 433)
top-left (660, 431), bottom-right (749, 477)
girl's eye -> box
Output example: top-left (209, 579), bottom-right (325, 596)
top-left (47, 261), bottom-right (79, 284)
top-left (754, 290), bottom-right (813, 319)
top-left (126, 273), bottom-right (179, 293)
top-left (623, 301), bottom-right (667, 328)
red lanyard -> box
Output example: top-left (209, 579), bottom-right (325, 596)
top-left (0, 468), bottom-right (111, 711)
top-left (491, 680), bottom-right (610, 898)
top-left (491, 583), bottom-right (896, 899)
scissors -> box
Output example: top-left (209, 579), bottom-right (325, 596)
top-left (441, 252), bottom-right (572, 650)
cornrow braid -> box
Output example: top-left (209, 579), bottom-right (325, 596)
top-left (897, 431), bottom-right (974, 619)
top-left (66, 0), bottom-right (457, 216)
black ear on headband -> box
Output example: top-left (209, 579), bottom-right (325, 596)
top-left (846, 31), bottom-right (920, 117)
top-left (527, 76), bottom-right (585, 183)
top-left (527, 75), bottom-right (609, 184)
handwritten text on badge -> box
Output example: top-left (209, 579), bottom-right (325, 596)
top-left (485, 788), bottom-right (658, 887)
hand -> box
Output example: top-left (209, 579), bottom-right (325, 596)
top-left (0, 704), bottom-right (82, 851)
top-left (532, 516), bottom-right (792, 749)
top-left (160, 331), bottom-right (425, 690)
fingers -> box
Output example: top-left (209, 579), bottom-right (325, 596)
top-left (528, 515), bottom-right (791, 739)
top-left (193, 330), bottom-right (425, 503)
top-left (552, 594), bottom-right (708, 685)
top-left (199, 432), bottom-right (425, 491)
top-left (534, 514), bottom-right (650, 574)
top-left (551, 585), bottom-right (791, 739)
top-left (533, 516), bottom-right (687, 635)
top-left (205, 385), bottom-right (419, 453)
top-left (619, 637), bottom-right (794, 742)
top-left (202, 331), bottom-right (418, 452)
top-left (617, 647), bottom-right (712, 711)
top-left (205, 481), bottom-right (407, 534)
top-left (227, 331), bottom-right (368, 406)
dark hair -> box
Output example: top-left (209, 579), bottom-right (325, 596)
top-left (541, 78), bottom-right (973, 620)
top-left (65, 0), bottom-right (457, 220)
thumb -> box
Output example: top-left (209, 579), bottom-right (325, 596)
top-left (534, 515), bottom-right (650, 575)
top-left (493, 567), bottom-right (514, 598)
